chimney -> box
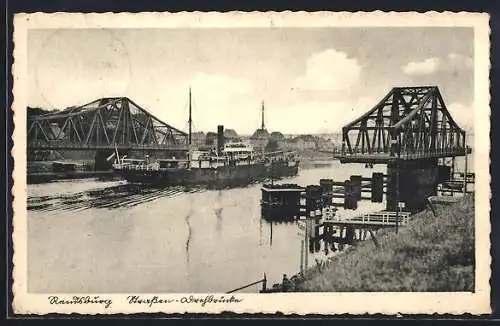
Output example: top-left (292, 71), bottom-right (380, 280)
top-left (217, 125), bottom-right (224, 155)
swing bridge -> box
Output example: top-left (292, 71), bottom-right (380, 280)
top-left (27, 97), bottom-right (189, 152)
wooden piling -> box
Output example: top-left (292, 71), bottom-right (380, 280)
top-left (371, 172), bottom-right (384, 202)
top-left (309, 237), bottom-right (314, 253)
top-left (300, 241), bottom-right (304, 274)
top-left (306, 185), bottom-right (322, 218)
top-left (344, 180), bottom-right (357, 209)
top-left (350, 175), bottom-right (362, 201)
top-left (319, 179), bottom-right (334, 194)
top-left (463, 148), bottom-right (468, 195)
top-left (346, 226), bottom-right (355, 244)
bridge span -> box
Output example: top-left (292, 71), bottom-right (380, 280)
top-left (338, 86), bottom-right (471, 211)
top-left (339, 86), bottom-right (469, 164)
top-left (28, 97), bottom-right (189, 152)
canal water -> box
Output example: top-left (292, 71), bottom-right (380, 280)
top-left (27, 156), bottom-right (473, 293)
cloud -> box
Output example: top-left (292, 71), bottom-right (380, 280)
top-left (447, 102), bottom-right (474, 131)
top-left (267, 96), bottom-right (376, 134)
top-left (448, 53), bottom-right (474, 69)
top-left (264, 97), bottom-right (473, 135)
top-left (402, 53), bottom-right (473, 76)
top-left (293, 49), bottom-right (361, 91)
top-left (402, 57), bottom-right (441, 76)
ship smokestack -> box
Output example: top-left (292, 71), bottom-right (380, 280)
top-left (217, 125), bottom-right (224, 155)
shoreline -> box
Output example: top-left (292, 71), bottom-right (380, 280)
top-left (264, 194), bottom-right (474, 292)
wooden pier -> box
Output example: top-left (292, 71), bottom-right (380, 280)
top-left (299, 210), bottom-right (413, 255)
top-left (260, 172), bottom-right (389, 220)
top-left (261, 183), bottom-right (305, 220)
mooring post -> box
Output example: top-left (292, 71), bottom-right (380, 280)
top-left (344, 180), bottom-right (351, 209)
top-left (395, 157), bottom-right (400, 234)
top-left (463, 145), bottom-right (468, 196)
top-left (309, 237), bottom-right (315, 254)
top-left (395, 172), bottom-right (399, 234)
top-left (304, 220), bottom-right (309, 269)
top-left (314, 220), bottom-right (321, 252)
top-left (371, 172), bottom-right (384, 203)
top-left (262, 273), bottom-right (267, 292)
top-left (344, 180), bottom-right (358, 210)
top-left (300, 240), bottom-right (304, 274)
top-left (451, 156), bottom-right (456, 181)
top-left (350, 175), bottom-right (362, 201)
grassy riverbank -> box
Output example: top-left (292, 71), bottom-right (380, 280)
top-left (296, 195), bottom-right (475, 292)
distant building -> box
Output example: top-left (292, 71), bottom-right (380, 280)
top-left (190, 131), bottom-right (206, 147)
top-left (270, 131), bottom-right (285, 142)
top-left (205, 132), bottom-right (217, 146)
top-left (250, 128), bottom-right (269, 150)
top-left (285, 134), bottom-right (318, 150)
top-left (329, 132), bottom-right (342, 145)
top-left (316, 135), bottom-right (337, 151)
top-left (314, 132), bottom-right (342, 153)
top-left (224, 129), bottom-right (240, 142)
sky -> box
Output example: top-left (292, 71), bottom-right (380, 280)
top-left (28, 27), bottom-right (474, 134)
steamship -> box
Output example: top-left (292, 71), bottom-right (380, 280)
top-left (112, 90), bottom-right (300, 186)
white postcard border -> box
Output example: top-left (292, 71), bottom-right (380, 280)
top-left (11, 11), bottom-right (491, 315)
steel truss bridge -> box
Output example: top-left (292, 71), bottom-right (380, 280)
top-left (28, 97), bottom-right (188, 152)
top-left (339, 86), bottom-right (470, 164)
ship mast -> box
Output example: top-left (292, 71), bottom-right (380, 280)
top-left (188, 87), bottom-right (192, 145)
top-left (261, 100), bottom-right (265, 130)
top-left (186, 87), bottom-right (193, 170)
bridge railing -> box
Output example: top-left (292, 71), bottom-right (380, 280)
top-left (28, 140), bottom-right (188, 151)
top-left (397, 147), bottom-right (467, 159)
top-left (341, 147), bottom-right (467, 159)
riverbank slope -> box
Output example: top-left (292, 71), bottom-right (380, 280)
top-left (296, 194), bottom-right (475, 292)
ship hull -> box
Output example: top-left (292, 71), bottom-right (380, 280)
top-left (114, 162), bottom-right (299, 186)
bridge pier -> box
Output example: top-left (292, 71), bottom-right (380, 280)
top-left (386, 159), bottom-right (439, 212)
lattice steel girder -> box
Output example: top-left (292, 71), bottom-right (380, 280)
top-left (28, 97), bottom-right (188, 149)
top-left (341, 86), bottom-right (467, 160)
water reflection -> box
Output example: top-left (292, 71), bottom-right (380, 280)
top-left (28, 166), bottom-right (392, 293)
top-left (259, 216), bottom-right (263, 246)
top-left (185, 196), bottom-right (193, 265)
top-left (270, 220), bottom-right (273, 247)
top-left (214, 190), bottom-right (223, 235)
